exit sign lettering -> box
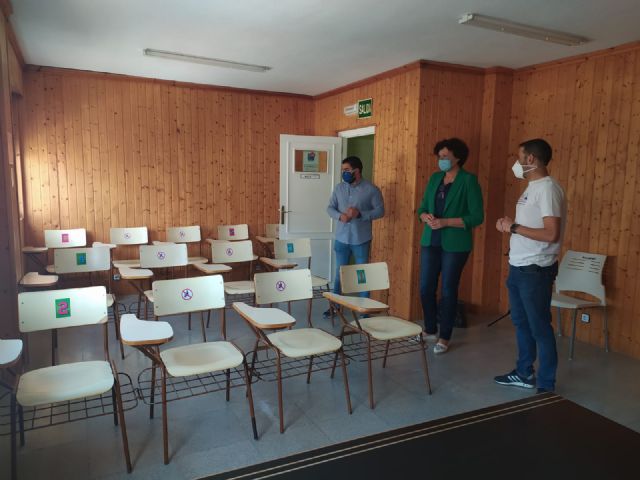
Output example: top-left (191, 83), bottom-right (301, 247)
top-left (358, 98), bottom-right (372, 119)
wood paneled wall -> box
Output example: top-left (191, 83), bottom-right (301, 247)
top-left (315, 65), bottom-right (422, 319)
top-left (501, 44), bottom-right (640, 358)
top-left (410, 64), bottom-right (487, 319)
top-left (21, 68), bottom-right (314, 277)
top-left (0, 10), bottom-right (20, 337)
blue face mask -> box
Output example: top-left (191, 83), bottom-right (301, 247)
top-left (342, 171), bottom-right (355, 184)
top-left (438, 158), bottom-right (452, 172)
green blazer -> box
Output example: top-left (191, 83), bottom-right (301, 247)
top-left (417, 168), bottom-right (484, 252)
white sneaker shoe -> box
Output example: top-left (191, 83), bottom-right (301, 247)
top-left (433, 343), bottom-right (449, 354)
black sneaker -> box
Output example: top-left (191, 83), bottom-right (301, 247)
top-left (322, 308), bottom-right (335, 319)
top-left (494, 370), bottom-right (535, 389)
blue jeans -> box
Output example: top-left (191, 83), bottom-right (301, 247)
top-left (333, 240), bottom-right (370, 297)
top-left (419, 246), bottom-right (469, 341)
top-left (507, 262), bottom-right (558, 391)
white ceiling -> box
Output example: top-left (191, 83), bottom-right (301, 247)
top-left (10, 0), bottom-right (640, 96)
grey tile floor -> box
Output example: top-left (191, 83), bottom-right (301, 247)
top-left (2, 297), bottom-right (640, 480)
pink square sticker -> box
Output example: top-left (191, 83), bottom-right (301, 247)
top-left (61, 233), bottom-right (69, 243)
top-left (229, 228), bottom-right (235, 237)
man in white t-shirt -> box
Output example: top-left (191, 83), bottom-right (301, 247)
top-left (494, 138), bottom-right (566, 394)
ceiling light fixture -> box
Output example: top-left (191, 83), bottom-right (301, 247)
top-left (458, 13), bottom-right (589, 46)
top-left (143, 48), bottom-right (272, 73)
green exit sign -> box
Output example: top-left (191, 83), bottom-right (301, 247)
top-left (358, 98), bottom-right (372, 119)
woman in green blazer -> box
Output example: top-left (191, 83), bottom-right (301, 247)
top-left (417, 138), bottom-right (484, 354)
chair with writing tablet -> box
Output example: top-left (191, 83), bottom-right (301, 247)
top-left (233, 268), bottom-right (351, 433)
top-left (324, 262), bottom-right (431, 409)
top-left (119, 275), bottom-right (258, 464)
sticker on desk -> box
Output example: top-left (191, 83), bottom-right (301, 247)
top-left (181, 288), bottom-right (193, 301)
top-left (276, 280), bottom-right (286, 292)
top-left (356, 269), bottom-right (367, 285)
top-left (300, 174), bottom-right (320, 180)
top-left (229, 228), bottom-right (235, 237)
top-left (156, 251), bottom-right (166, 260)
top-left (287, 243), bottom-right (294, 253)
top-left (55, 298), bottom-right (71, 318)
top-left (124, 232), bottom-right (132, 240)
top-left (225, 247), bottom-right (234, 256)
top-left (179, 230), bottom-right (186, 239)
top-left (76, 253), bottom-right (87, 265)
top-left (61, 233), bottom-right (69, 243)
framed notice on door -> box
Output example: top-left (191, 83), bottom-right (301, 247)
top-left (302, 150), bottom-right (320, 172)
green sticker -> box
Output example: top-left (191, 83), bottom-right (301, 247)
top-left (356, 269), bottom-right (367, 285)
top-left (76, 253), bottom-right (87, 265)
top-left (287, 243), bottom-right (294, 253)
top-left (55, 298), bottom-right (71, 318)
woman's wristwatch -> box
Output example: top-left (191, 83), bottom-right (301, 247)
top-left (510, 223), bottom-right (520, 234)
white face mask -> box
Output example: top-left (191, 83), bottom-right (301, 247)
top-left (512, 159), bottom-right (537, 179)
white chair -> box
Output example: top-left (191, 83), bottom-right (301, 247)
top-left (1, 338), bottom-right (23, 480)
top-left (53, 246), bottom-right (125, 359)
top-left (211, 240), bottom-right (257, 338)
top-left (119, 275), bottom-right (258, 465)
top-left (110, 226), bottom-right (149, 269)
top-left (551, 250), bottom-right (608, 360)
top-left (13, 286), bottom-right (132, 475)
top-left (151, 275), bottom-right (226, 341)
top-left (269, 238), bottom-right (331, 324)
top-left (44, 228), bottom-right (87, 249)
top-left (216, 224), bottom-right (250, 241)
top-left (139, 243), bottom-right (189, 319)
top-left (255, 224), bottom-right (282, 257)
top-left (165, 225), bottom-right (208, 265)
top-left (233, 268), bottom-right (351, 433)
top-left (324, 262), bottom-right (431, 409)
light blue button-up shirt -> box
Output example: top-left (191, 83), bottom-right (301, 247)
top-left (327, 179), bottom-right (384, 245)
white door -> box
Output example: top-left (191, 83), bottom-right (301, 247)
top-left (280, 134), bottom-right (343, 283)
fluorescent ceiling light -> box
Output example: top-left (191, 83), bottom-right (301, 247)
top-left (458, 13), bottom-right (589, 46)
top-left (143, 48), bottom-right (271, 72)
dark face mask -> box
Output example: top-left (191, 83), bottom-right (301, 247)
top-left (342, 171), bottom-right (355, 184)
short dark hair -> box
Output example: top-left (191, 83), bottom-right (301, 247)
top-left (342, 156), bottom-right (363, 172)
top-left (433, 138), bottom-right (469, 167)
top-left (519, 138), bottom-right (552, 165)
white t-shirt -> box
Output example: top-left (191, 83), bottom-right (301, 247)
top-left (509, 176), bottom-right (566, 267)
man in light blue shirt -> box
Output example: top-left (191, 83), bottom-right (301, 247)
top-left (325, 156), bottom-right (384, 317)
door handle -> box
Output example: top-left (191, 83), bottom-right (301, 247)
top-left (280, 206), bottom-right (291, 224)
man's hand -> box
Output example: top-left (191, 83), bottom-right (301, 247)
top-left (427, 217), bottom-right (448, 230)
top-left (339, 213), bottom-right (351, 223)
top-left (496, 216), bottom-right (514, 233)
top-left (347, 207), bottom-right (360, 219)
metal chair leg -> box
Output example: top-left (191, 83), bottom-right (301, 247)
top-left (382, 340), bottom-right (391, 368)
top-left (162, 367), bottom-right (169, 465)
top-left (111, 386), bottom-right (118, 426)
top-left (112, 367), bottom-right (133, 473)
top-left (243, 361), bottom-right (258, 440)
top-left (339, 348), bottom-right (352, 414)
top-left (276, 353), bottom-right (285, 434)
top-left (225, 369), bottom-right (231, 401)
top-left (150, 364), bottom-right (157, 419)
top-left (306, 356), bottom-right (314, 384)
top-left (200, 312), bottom-right (207, 342)
top-left (221, 308), bottom-right (227, 339)
top-left (569, 310), bottom-right (578, 360)
top-left (10, 393), bottom-right (17, 480)
top-left (419, 334), bottom-right (432, 394)
top-left (367, 339), bottom-right (374, 409)
top-left (603, 307), bottom-right (609, 353)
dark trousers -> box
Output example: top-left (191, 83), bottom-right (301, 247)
top-left (419, 246), bottom-right (469, 341)
top-left (507, 262), bottom-right (559, 390)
